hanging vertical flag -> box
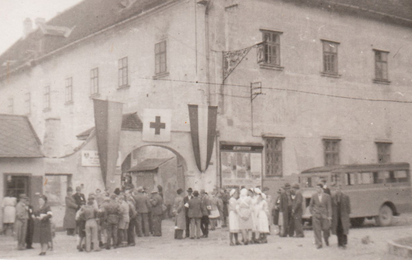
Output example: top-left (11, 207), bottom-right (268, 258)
top-left (93, 99), bottom-right (123, 189)
top-left (188, 104), bottom-right (218, 173)
top-left (142, 109), bottom-right (172, 142)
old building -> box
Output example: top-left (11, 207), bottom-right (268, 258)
top-left (0, 0), bottom-right (411, 228)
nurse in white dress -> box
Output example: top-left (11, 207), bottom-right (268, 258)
top-left (228, 189), bottom-right (240, 246)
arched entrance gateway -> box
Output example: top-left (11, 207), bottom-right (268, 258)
top-left (120, 145), bottom-right (187, 209)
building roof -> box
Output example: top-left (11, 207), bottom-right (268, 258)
top-left (76, 112), bottom-right (143, 140)
top-left (0, 0), bottom-right (411, 77)
top-left (127, 157), bottom-right (173, 172)
top-left (0, 114), bottom-right (43, 158)
top-left (0, 0), bottom-right (173, 76)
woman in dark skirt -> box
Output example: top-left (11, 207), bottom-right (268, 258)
top-left (32, 195), bottom-right (53, 256)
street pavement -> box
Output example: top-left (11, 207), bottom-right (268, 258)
top-left (1, 214), bottom-right (412, 260)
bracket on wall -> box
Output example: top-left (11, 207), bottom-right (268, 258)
top-left (250, 81), bottom-right (264, 101)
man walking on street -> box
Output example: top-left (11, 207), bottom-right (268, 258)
top-left (183, 188), bottom-right (193, 238)
top-left (331, 183), bottom-right (351, 248)
top-left (292, 183), bottom-right (304, 237)
top-left (309, 183), bottom-right (332, 249)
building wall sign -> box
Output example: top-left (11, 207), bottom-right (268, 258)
top-left (81, 150), bottom-right (121, 167)
top-left (220, 143), bottom-right (263, 189)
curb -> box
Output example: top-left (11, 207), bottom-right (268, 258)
top-left (388, 239), bottom-right (412, 258)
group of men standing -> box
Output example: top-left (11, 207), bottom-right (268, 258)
top-left (183, 188), bottom-right (229, 239)
top-left (275, 181), bottom-right (351, 249)
top-left (63, 185), bottom-right (164, 252)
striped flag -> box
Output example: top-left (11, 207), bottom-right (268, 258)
top-left (188, 104), bottom-right (218, 173)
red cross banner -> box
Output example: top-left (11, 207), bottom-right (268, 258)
top-left (188, 104), bottom-right (218, 173)
top-left (142, 109), bottom-right (172, 142)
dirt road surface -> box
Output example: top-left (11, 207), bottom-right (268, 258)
top-left (1, 214), bottom-right (412, 260)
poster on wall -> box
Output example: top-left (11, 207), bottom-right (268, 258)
top-left (81, 150), bottom-right (121, 167)
top-left (220, 142), bottom-right (263, 189)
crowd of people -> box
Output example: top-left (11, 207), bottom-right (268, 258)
top-left (62, 185), bottom-right (165, 254)
top-left (2, 180), bottom-right (351, 255)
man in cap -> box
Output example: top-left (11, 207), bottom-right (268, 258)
top-left (15, 194), bottom-right (29, 250)
top-left (133, 186), bottom-right (151, 237)
top-left (103, 194), bottom-right (121, 249)
top-left (183, 188), bottom-right (193, 238)
top-left (279, 183), bottom-right (294, 237)
top-left (291, 183), bottom-right (304, 237)
top-left (149, 187), bottom-right (163, 236)
top-left (331, 183), bottom-right (351, 248)
top-left (309, 183), bottom-right (332, 249)
top-left (73, 186), bottom-right (86, 210)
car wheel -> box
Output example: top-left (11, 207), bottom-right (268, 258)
top-left (376, 205), bottom-right (393, 226)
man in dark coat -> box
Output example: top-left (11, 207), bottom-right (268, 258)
top-left (187, 190), bottom-right (202, 239)
top-left (309, 183), bottom-right (332, 249)
top-left (133, 186), bottom-right (151, 237)
top-left (25, 201), bottom-right (34, 249)
top-left (183, 188), bottom-right (193, 238)
top-left (279, 183), bottom-right (294, 237)
top-left (291, 183), bottom-right (304, 237)
top-left (331, 184), bottom-right (351, 248)
top-left (200, 190), bottom-right (211, 238)
top-left (103, 194), bottom-right (120, 249)
top-left (150, 187), bottom-right (163, 236)
top-left (73, 186), bottom-right (86, 210)
top-left (63, 187), bottom-right (77, 235)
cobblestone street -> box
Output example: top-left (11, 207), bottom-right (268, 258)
top-left (1, 214), bottom-right (412, 260)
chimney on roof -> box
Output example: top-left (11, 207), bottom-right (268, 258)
top-left (35, 17), bottom-right (46, 27)
top-left (23, 18), bottom-right (33, 39)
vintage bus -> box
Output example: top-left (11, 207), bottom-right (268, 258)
top-left (299, 162), bottom-right (412, 226)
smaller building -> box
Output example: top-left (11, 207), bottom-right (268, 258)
top-left (0, 114), bottom-right (44, 231)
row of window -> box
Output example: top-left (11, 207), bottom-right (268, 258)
top-left (7, 41), bottom-right (168, 114)
top-left (264, 138), bottom-right (391, 177)
top-left (259, 30), bottom-right (390, 82)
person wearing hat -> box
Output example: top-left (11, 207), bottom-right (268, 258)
top-left (172, 189), bottom-right (186, 239)
top-left (117, 195), bottom-right (130, 247)
top-left (228, 189), bottom-right (240, 246)
top-left (183, 188), bottom-right (193, 238)
top-left (187, 190), bottom-right (202, 239)
top-left (256, 193), bottom-right (270, 243)
top-left (309, 183), bottom-right (332, 249)
top-left (73, 186), bottom-right (86, 211)
top-left (279, 183), bottom-right (294, 237)
top-left (331, 183), bottom-right (351, 249)
top-left (272, 187), bottom-right (283, 235)
top-left (149, 187), bottom-right (163, 236)
top-left (291, 183), bottom-right (304, 238)
top-left (133, 186), bottom-right (151, 237)
top-left (63, 187), bottom-right (77, 236)
top-left (102, 194), bottom-right (121, 249)
top-left (15, 194), bottom-right (29, 250)
top-left (200, 190), bottom-right (211, 238)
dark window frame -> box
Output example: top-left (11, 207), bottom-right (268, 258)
top-left (264, 137), bottom-right (283, 177)
top-left (155, 41), bottom-right (167, 75)
top-left (90, 68), bottom-right (99, 96)
top-left (376, 142), bottom-right (391, 163)
top-left (118, 57), bottom-right (129, 88)
top-left (259, 30), bottom-right (282, 68)
top-left (374, 49), bottom-right (390, 83)
top-left (323, 139), bottom-right (340, 166)
top-left (321, 40), bottom-right (339, 76)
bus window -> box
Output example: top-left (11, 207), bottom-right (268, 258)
top-left (358, 172), bottom-right (373, 184)
top-left (345, 173), bottom-right (357, 185)
top-left (395, 171), bottom-right (409, 183)
top-left (386, 171), bottom-right (397, 183)
top-left (373, 172), bottom-right (385, 184)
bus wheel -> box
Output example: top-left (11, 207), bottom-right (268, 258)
top-left (350, 217), bottom-right (365, 227)
top-left (376, 205), bottom-right (393, 226)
